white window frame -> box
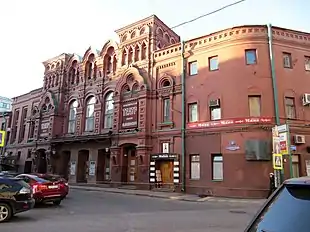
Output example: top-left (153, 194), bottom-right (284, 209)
top-left (189, 61), bottom-right (198, 76)
top-left (212, 155), bottom-right (223, 181)
top-left (190, 154), bottom-right (200, 180)
top-left (209, 56), bottom-right (219, 71)
top-left (210, 106), bottom-right (221, 120)
top-left (188, 103), bottom-right (198, 122)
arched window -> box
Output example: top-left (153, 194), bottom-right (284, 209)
top-left (68, 100), bottom-right (78, 133)
top-left (104, 92), bottom-right (114, 129)
top-left (85, 96), bottom-right (96, 131)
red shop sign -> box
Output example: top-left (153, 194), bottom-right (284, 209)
top-left (121, 101), bottom-right (138, 129)
top-left (187, 117), bottom-right (273, 129)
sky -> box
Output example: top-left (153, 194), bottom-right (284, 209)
top-left (0, 0), bottom-right (308, 98)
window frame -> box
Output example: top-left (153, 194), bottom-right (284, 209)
top-left (163, 98), bottom-right (171, 122)
top-left (210, 106), bottom-right (221, 121)
top-left (188, 102), bottom-right (198, 122)
top-left (212, 154), bottom-right (223, 181)
top-left (248, 95), bottom-right (261, 117)
top-left (190, 154), bottom-right (200, 180)
top-left (189, 61), bottom-right (198, 76)
top-left (283, 52), bottom-right (292, 68)
top-left (104, 92), bottom-right (114, 129)
top-left (209, 56), bottom-right (219, 71)
top-left (245, 49), bottom-right (257, 65)
top-left (285, 97), bottom-right (296, 119)
top-left (85, 97), bottom-right (96, 132)
top-left (68, 100), bottom-right (78, 133)
top-left (305, 56), bottom-right (310, 71)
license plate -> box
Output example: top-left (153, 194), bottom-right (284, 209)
top-left (48, 185), bottom-right (58, 189)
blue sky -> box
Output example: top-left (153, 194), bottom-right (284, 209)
top-left (0, 0), bottom-right (308, 98)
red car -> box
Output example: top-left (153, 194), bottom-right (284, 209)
top-left (16, 174), bottom-right (67, 205)
top-left (33, 173), bottom-right (69, 197)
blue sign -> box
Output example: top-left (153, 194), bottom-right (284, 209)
top-left (226, 141), bottom-right (240, 151)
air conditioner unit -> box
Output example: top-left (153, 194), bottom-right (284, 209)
top-left (302, 93), bottom-right (310, 106)
top-left (209, 99), bottom-right (220, 107)
top-left (293, 135), bottom-right (306, 144)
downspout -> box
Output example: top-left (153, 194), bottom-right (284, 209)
top-left (181, 41), bottom-right (186, 192)
top-left (267, 24), bottom-right (280, 125)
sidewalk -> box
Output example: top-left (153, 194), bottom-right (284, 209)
top-left (70, 184), bottom-right (266, 204)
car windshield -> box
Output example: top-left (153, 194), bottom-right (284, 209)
top-left (13, 179), bottom-right (31, 188)
top-left (40, 175), bottom-right (62, 182)
top-left (249, 184), bottom-right (310, 232)
top-left (31, 176), bottom-right (49, 183)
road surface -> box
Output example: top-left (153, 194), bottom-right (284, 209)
top-left (2, 189), bottom-right (261, 232)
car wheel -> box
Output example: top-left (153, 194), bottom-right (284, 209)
top-left (53, 200), bottom-right (61, 206)
top-left (0, 203), bottom-right (12, 222)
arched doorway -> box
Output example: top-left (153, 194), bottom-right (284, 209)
top-left (37, 149), bottom-right (47, 174)
top-left (77, 150), bottom-right (89, 183)
top-left (121, 144), bottom-right (137, 183)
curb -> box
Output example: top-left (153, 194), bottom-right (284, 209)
top-left (70, 186), bottom-right (265, 204)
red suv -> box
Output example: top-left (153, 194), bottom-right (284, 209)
top-left (33, 173), bottom-right (69, 197)
top-left (16, 174), bottom-right (67, 205)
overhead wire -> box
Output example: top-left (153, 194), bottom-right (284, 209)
top-left (171, 0), bottom-right (247, 29)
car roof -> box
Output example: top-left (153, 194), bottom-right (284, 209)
top-left (17, 174), bottom-right (39, 179)
top-left (284, 176), bottom-right (310, 185)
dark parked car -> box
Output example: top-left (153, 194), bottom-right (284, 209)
top-left (245, 176), bottom-right (310, 232)
top-left (0, 176), bottom-right (35, 222)
top-left (16, 174), bottom-right (67, 205)
top-left (33, 173), bottom-right (69, 197)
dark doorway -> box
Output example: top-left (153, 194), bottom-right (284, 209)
top-left (121, 144), bottom-right (137, 183)
top-left (37, 149), bottom-right (47, 174)
top-left (97, 149), bottom-right (111, 183)
top-left (61, 151), bottom-right (71, 180)
top-left (77, 150), bottom-right (89, 183)
top-left (24, 161), bottom-right (32, 174)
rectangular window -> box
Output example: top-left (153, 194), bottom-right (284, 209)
top-left (189, 61), bottom-right (198, 75)
top-left (68, 121), bottom-right (76, 134)
top-left (245, 49), bottom-right (257, 65)
top-left (209, 56), bottom-right (219, 71)
top-left (190, 154), bottom-right (200, 180)
top-left (285, 97), bottom-right (296, 119)
top-left (188, 103), bottom-right (198, 122)
top-left (212, 154), bottom-right (223, 181)
top-left (248, 95), bottom-right (261, 117)
top-left (210, 105), bottom-right (221, 121)
top-left (283, 52), bottom-right (292, 68)
top-left (163, 98), bottom-right (171, 122)
top-left (305, 56), bottom-right (310, 71)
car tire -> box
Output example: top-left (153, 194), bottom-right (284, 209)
top-left (53, 200), bottom-right (61, 206)
top-left (0, 203), bottom-right (12, 223)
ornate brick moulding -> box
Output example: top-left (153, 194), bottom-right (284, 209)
top-left (187, 117), bottom-right (273, 129)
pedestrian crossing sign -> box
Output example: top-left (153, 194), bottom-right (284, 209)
top-left (0, 130), bottom-right (6, 147)
top-left (273, 154), bottom-right (283, 170)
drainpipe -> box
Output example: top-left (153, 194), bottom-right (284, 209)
top-left (267, 24), bottom-right (283, 183)
top-left (181, 41), bottom-right (186, 192)
top-left (267, 24), bottom-right (280, 125)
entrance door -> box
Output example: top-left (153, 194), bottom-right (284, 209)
top-left (128, 154), bottom-right (136, 182)
top-left (160, 161), bottom-right (173, 184)
top-left (24, 161), bottom-right (32, 174)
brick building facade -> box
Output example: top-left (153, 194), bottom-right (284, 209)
top-left (4, 15), bottom-right (310, 198)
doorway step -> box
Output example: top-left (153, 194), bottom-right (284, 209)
top-left (118, 185), bottom-right (137, 190)
top-left (151, 187), bottom-right (175, 193)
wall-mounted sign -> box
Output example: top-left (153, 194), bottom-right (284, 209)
top-left (0, 130), bottom-right (6, 147)
top-left (89, 161), bottom-right (96, 176)
top-left (40, 121), bottom-right (49, 136)
top-left (121, 101), bottom-right (138, 129)
top-left (162, 142), bottom-right (169, 153)
top-left (226, 141), bottom-right (240, 151)
top-left (187, 117), bottom-right (272, 129)
top-left (151, 153), bottom-right (178, 160)
top-left (273, 154), bottom-right (283, 170)
top-left (70, 161), bottom-right (76, 175)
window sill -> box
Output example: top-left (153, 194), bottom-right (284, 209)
top-left (189, 178), bottom-right (200, 181)
top-left (212, 179), bottom-right (223, 182)
top-left (209, 68), bottom-right (219, 72)
top-left (158, 121), bottom-right (174, 129)
top-left (189, 73), bottom-right (198, 76)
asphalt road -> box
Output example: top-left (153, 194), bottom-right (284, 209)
top-left (2, 189), bottom-right (261, 232)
